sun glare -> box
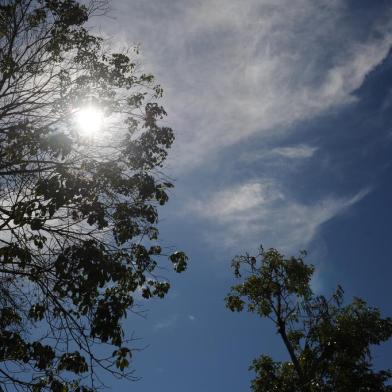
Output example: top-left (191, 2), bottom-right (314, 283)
top-left (75, 106), bottom-right (104, 136)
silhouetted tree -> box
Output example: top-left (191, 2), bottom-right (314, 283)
top-left (226, 247), bottom-right (392, 392)
top-left (0, 0), bottom-right (187, 390)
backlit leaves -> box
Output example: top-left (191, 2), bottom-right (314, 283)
top-left (0, 0), bottom-right (187, 390)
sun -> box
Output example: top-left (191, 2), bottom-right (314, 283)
top-left (75, 106), bottom-right (104, 136)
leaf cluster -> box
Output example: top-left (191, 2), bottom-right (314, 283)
top-left (226, 248), bottom-right (392, 392)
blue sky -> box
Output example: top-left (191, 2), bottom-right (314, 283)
top-left (97, 0), bottom-right (392, 390)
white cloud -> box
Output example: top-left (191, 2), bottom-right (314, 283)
top-left (188, 180), bottom-right (369, 252)
top-left (106, 0), bottom-right (392, 170)
top-left (188, 315), bottom-right (196, 321)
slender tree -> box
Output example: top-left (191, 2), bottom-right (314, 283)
top-left (0, 0), bottom-right (187, 390)
top-left (226, 247), bottom-right (392, 392)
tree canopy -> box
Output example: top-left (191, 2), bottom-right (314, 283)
top-left (0, 0), bottom-right (187, 390)
top-left (226, 247), bottom-right (392, 392)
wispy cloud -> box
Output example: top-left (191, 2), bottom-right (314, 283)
top-left (153, 314), bottom-right (178, 331)
top-left (271, 145), bottom-right (318, 159)
top-left (188, 180), bottom-right (369, 252)
top-left (107, 0), bottom-right (392, 170)
top-left (103, 1), bottom-right (387, 257)
top-left (241, 144), bottom-right (318, 163)
top-left (152, 314), bottom-right (196, 330)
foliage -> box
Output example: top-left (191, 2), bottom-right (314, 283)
top-left (0, 0), bottom-right (187, 390)
top-left (226, 247), bottom-right (392, 392)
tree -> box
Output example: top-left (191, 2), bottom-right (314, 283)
top-left (226, 247), bottom-right (392, 392)
top-left (0, 0), bottom-right (187, 390)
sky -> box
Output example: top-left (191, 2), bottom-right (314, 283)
top-left (95, 0), bottom-right (392, 390)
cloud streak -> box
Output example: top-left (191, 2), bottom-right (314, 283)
top-left (271, 145), bottom-right (318, 159)
top-left (153, 314), bottom-right (179, 331)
